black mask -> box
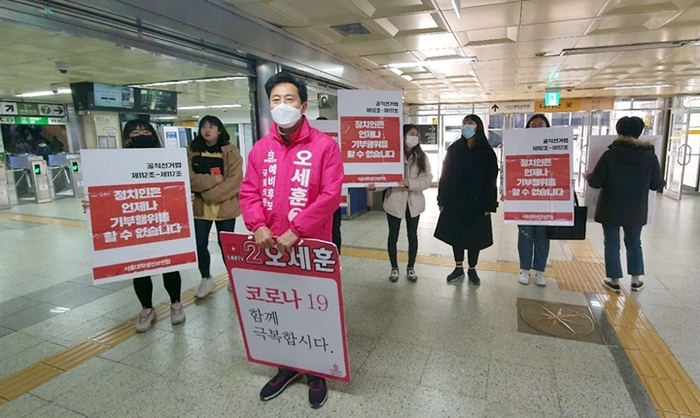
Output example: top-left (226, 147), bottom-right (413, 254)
top-left (129, 134), bottom-right (155, 148)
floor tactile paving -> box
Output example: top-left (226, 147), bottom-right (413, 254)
top-left (90, 322), bottom-right (137, 346)
top-left (42, 340), bottom-right (111, 371)
top-left (628, 350), bottom-right (695, 382)
top-left (567, 240), bottom-right (604, 263)
top-left (642, 377), bottom-right (700, 416)
top-left (0, 363), bottom-right (62, 400)
top-left (551, 260), bottom-right (611, 294)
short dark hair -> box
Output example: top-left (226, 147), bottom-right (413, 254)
top-left (122, 119), bottom-right (160, 148)
top-left (190, 115), bottom-right (231, 152)
top-left (264, 71), bottom-right (308, 103)
top-left (316, 116), bottom-right (328, 120)
top-left (526, 114), bottom-right (550, 128)
top-left (616, 116), bottom-right (645, 138)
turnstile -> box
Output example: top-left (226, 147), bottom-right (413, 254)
top-left (0, 168), bottom-right (9, 209)
top-left (8, 155), bottom-right (52, 203)
top-left (48, 154), bottom-right (84, 198)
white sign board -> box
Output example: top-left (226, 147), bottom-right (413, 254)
top-left (503, 127), bottom-right (575, 225)
top-left (338, 90), bottom-right (403, 187)
top-left (585, 136), bottom-right (662, 225)
top-left (221, 232), bottom-right (350, 382)
top-left (81, 148), bottom-right (197, 284)
top-left (489, 101), bottom-right (535, 114)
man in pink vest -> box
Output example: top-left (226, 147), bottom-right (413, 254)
top-left (239, 72), bottom-right (344, 409)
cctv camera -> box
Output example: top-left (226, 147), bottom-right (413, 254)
top-left (58, 68), bottom-right (68, 74)
top-left (55, 61), bottom-right (68, 74)
top-left (52, 88), bottom-right (59, 94)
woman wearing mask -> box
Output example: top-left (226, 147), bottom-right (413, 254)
top-left (434, 114), bottom-right (498, 286)
top-left (188, 115), bottom-right (243, 299)
top-left (369, 124), bottom-right (432, 282)
top-left (518, 114), bottom-right (551, 286)
top-left (83, 120), bottom-right (185, 332)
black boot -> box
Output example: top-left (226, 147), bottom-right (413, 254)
top-left (467, 268), bottom-right (481, 285)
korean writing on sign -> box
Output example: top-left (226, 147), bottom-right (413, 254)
top-left (506, 155), bottom-right (570, 200)
top-left (133, 161), bottom-right (183, 179)
top-left (253, 327), bottom-right (330, 352)
top-left (532, 137), bottom-right (570, 152)
top-left (89, 182), bottom-right (190, 251)
top-left (262, 151), bottom-right (278, 212)
top-left (365, 100), bottom-right (400, 114)
top-left (226, 239), bottom-right (338, 275)
top-left (340, 116), bottom-right (400, 163)
top-left (288, 151), bottom-right (312, 221)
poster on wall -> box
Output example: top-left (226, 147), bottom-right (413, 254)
top-left (502, 127), bottom-right (575, 225)
top-left (221, 232), bottom-right (350, 382)
top-left (81, 148), bottom-right (197, 284)
top-left (94, 114), bottom-right (120, 149)
top-left (338, 90), bottom-right (403, 187)
top-left (585, 135), bottom-right (662, 225)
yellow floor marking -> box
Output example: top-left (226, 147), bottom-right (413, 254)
top-left (0, 212), bottom-right (86, 228)
top-left (567, 240), bottom-right (604, 263)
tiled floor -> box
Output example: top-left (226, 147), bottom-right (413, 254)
top-left (0, 190), bottom-right (699, 417)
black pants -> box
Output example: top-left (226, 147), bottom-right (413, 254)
top-left (194, 218), bottom-right (236, 278)
top-left (387, 208), bottom-right (420, 269)
top-left (133, 271), bottom-right (181, 309)
top-left (452, 247), bottom-right (480, 268)
top-left (332, 208), bottom-right (342, 254)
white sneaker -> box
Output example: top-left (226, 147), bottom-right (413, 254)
top-left (518, 270), bottom-right (530, 285)
top-left (195, 277), bottom-right (215, 299)
top-left (170, 302), bottom-right (186, 325)
top-left (535, 271), bottom-right (547, 287)
top-left (135, 308), bottom-right (156, 333)
top-left (389, 268), bottom-right (399, 283)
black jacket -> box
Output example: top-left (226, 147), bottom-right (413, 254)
top-left (434, 136), bottom-right (498, 249)
top-left (587, 137), bottom-right (665, 227)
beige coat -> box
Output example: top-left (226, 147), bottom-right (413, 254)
top-left (383, 154), bottom-right (432, 219)
top-left (188, 144), bottom-right (243, 221)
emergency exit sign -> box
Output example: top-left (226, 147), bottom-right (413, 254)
top-left (545, 91), bottom-right (560, 106)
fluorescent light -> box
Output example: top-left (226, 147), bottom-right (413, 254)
top-left (561, 41), bottom-right (686, 56)
top-left (603, 84), bottom-right (672, 90)
top-left (178, 106), bottom-right (207, 110)
top-left (14, 88), bottom-right (71, 98)
top-left (134, 76), bottom-right (247, 88)
top-left (452, 0), bottom-right (461, 18)
top-left (178, 104), bottom-right (242, 110)
top-left (153, 116), bottom-right (178, 120)
top-left (389, 68), bottom-right (403, 76)
top-left (401, 75), bottom-right (413, 81)
top-left (386, 56), bottom-right (477, 69)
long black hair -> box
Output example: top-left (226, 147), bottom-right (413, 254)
top-left (462, 114), bottom-right (489, 147)
top-left (526, 114), bottom-right (551, 128)
top-left (403, 124), bottom-right (428, 174)
top-left (123, 119), bottom-right (160, 149)
top-left (189, 115), bottom-right (231, 152)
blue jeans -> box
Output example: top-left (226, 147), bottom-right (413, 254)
top-left (602, 224), bottom-right (644, 279)
top-left (194, 218), bottom-right (236, 278)
top-left (518, 225), bottom-right (550, 272)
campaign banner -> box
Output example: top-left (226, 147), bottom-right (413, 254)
top-left (585, 135), bottom-right (661, 225)
top-left (338, 90), bottom-right (403, 186)
top-left (81, 148), bottom-right (197, 284)
top-left (503, 127), bottom-right (575, 225)
top-left (221, 232), bottom-right (350, 383)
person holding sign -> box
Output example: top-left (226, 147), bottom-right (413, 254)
top-left (434, 114), bottom-right (499, 286)
top-left (518, 114), bottom-right (551, 287)
top-left (239, 72), bottom-right (343, 409)
top-left (82, 120), bottom-right (186, 332)
top-left (586, 116), bottom-right (665, 293)
top-left (188, 116), bottom-right (243, 299)
top-left (368, 124), bottom-right (432, 282)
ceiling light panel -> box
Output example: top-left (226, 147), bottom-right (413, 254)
top-left (443, 2), bottom-right (522, 32)
top-left (521, 0), bottom-right (609, 25)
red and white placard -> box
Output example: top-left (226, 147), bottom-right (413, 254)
top-left (81, 148), bottom-right (197, 284)
top-left (338, 90), bottom-right (403, 186)
top-left (221, 232), bottom-right (350, 383)
top-left (503, 127), bottom-right (575, 225)
top-left (308, 119), bottom-right (348, 206)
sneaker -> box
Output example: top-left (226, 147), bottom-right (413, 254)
top-left (389, 268), bottom-right (399, 283)
top-left (406, 268), bottom-right (418, 282)
top-left (631, 281), bottom-right (645, 292)
top-left (308, 376), bottom-right (328, 409)
top-left (135, 308), bottom-right (156, 333)
top-left (446, 267), bottom-right (465, 284)
top-left (602, 279), bottom-right (621, 293)
top-left (170, 302), bottom-right (186, 325)
top-left (468, 269), bottom-right (481, 285)
top-left (195, 277), bottom-right (215, 299)
top-left (260, 369), bottom-right (302, 401)
top-left (535, 271), bottom-right (547, 287)
top-left (518, 270), bottom-right (530, 285)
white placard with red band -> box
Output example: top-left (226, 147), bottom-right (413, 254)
top-left (338, 90), bottom-right (404, 187)
top-left (221, 232), bottom-right (350, 382)
top-left (585, 135), bottom-right (661, 225)
top-left (81, 148), bottom-right (197, 284)
top-left (502, 127), bottom-right (575, 225)
top-left (308, 119), bottom-right (348, 206)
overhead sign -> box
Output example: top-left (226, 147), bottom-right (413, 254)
top-left (221, 232), bottom-right (350, 383)
top-left (0, 116), bottom-right (67, 125)
top-left (544, 91), bottom-right (561, 106)
top-left (534, 98), bottom-right (615, 112)
top-left (416, 124), bottom-right (438, 145)
top-left (489, 101), bottom-right (535, 114)
top-left (0, 102), bottom-right (66, 117)
top-left (81, 148), bottom-right (197, 284)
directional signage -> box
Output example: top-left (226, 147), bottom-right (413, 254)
top-left (544, 91), bottom-right (561, 106)
top-left (534, 98), bottom-right (615, 113)
top-left (489, 101), bottom-right (535, 114)
top-left (0, 101), bottom-right (66, 117)
top-left (0, 116), bottom-right (67, 125)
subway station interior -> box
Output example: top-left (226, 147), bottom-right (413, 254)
top-left (1, 0), bottom-right (700, 417)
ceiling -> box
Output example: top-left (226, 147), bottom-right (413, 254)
top-left (225, 0), bottom-right (700, 103)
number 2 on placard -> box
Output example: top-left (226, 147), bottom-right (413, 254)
top-left (244, 241), bottom-right (263, 265)
top-left (307, 293), bottom-right (328, 311)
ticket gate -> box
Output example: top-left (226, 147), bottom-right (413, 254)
top-left (0, 168), bottom-right (10, 209)
top-left (48, 154), bottom-right (84, 198)
top-left (8, 155), bottom-right (52, 203)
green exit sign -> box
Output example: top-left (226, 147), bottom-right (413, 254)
top-left (545, 91), bottom-right (560, 106)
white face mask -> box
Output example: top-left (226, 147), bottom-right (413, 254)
top-left (405, 135), bottom-right (419, 149)
top-left (271, 103), bottom-right (302, 129)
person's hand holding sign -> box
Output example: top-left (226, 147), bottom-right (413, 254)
top-left (399, 178), bottom-right (410, 188)
top-left (276, 229), bottom-right (299, 254)
top-left (254, 226), bottom-right (275, 249)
